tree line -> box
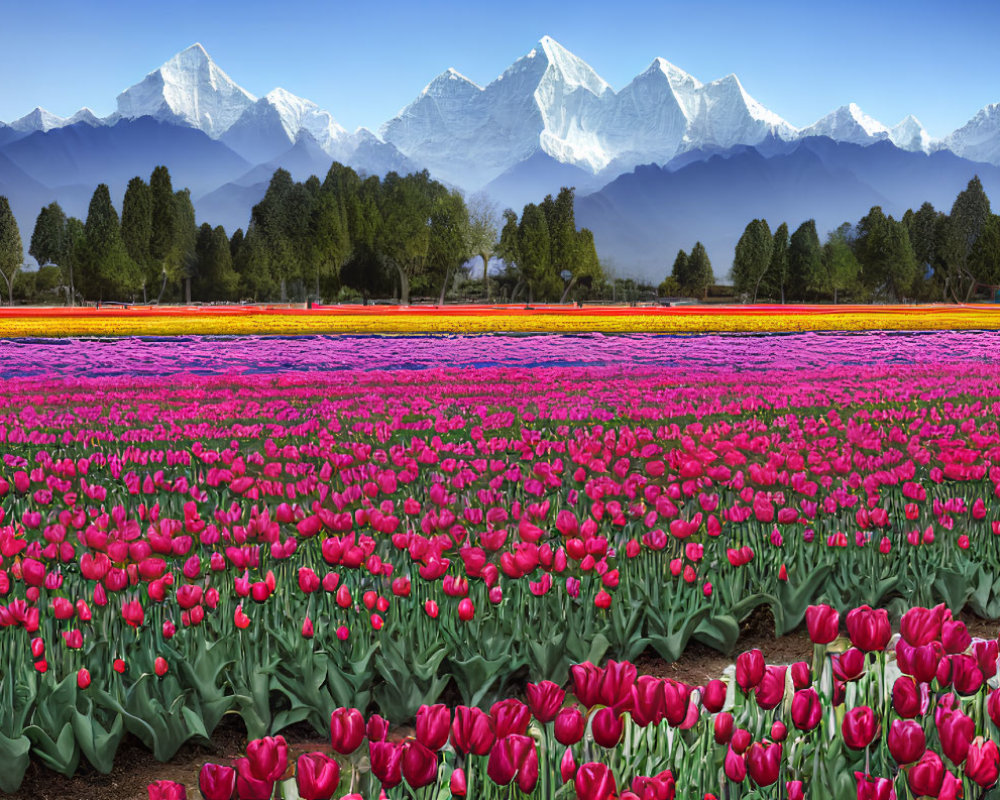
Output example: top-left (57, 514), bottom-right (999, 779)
top-left (722, 177), bottom-right (1000, 303)
top-left (0, 162), bottom-right (606, 306)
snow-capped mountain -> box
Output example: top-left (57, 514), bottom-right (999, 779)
top-left (382, 36), bottom-right (799, 188)
top-left (796, 104), bottom-right (932, 154)
top-left (939, 104), bottom-right (1000, 165)
top-left (115, 43), bottom-right (257, 138)
top-left (798, 103), bottom-right (890, 146)
top-left (10, 107), bottom-right (69, 133)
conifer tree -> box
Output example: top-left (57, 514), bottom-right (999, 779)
top-left (0, 196), bottom-right (22, 305)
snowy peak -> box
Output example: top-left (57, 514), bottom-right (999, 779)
top-left (534, 36), bottom-right (611, 96)
top-left (650, 58), bottom-right (702, 92)
top-left (799, 103), bottom-right (889, 145)
top-left (422, 68), bottom-right (482, 98)
top-left (115, 43), bottom-right (257, 137)
top-left (940, 103), bottom-right (1000, 165)
top-left (889, 115), bottom-right (932, 153)
top-left (10, 107), bottom-right (65, 133)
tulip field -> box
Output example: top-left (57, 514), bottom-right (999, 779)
top-left (2, 329), bottom-right (1000, 799)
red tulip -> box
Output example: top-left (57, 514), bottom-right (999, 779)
top-left (842, 706), bottom-right (877, 750)
top-left (989, 688), bottom-right (1000, 728)
top-left (449, 767), bottom-right (467, 796)
top-left (490, 698), bottom-right (530, 737)
top-left (450, 706), bottom-right (495, 755)
top-left (754, 665), bottom-right (786, 710)
top-left (967, 737), bottom-right (1000, 788)
top-left (790, 688), bottom-right (822, 731)
top-left (937, 708), bottom-right (975, 765)
top-left (574, 762), bottom-right (617, 800)
top-left (154, 657), bottom-right (168, 676)
top-left (416, 704), bottom-right (450, 751)
top-left (785, 779), bottom-right (804, 800)
top-left (747, 741), bottom-right (782, 787)
top-left (330, 707), bottom-right (365, 754)
top-left (591, 707), bottom-right (624, 747)
top-left (831, 648), bottom-right (866, 682)
top-left (900, 604), bottom-right (945, 647)
top-left (951, 654), bottom-right (984, 695)
top-left (560, 747), bottom-right (577, 783)
top-left (731, 728), bottom-right (751, 754)
top-left (598, 660), bottom-right (637, 710)
top-left (855, 772), bottom-right (895, 800)
top-left (554, 706), bottom-right (586, 746)
top-left (367, 714), bottom-right (389, 743)
top-left (571, 662), bottom-right (603, 708)
top-left (147, 780), bottom-right (187, 800)
top-left (295, 752), bottom-right (340, 800)
top-left (77, 668), bottom-right (91, 689)
top-left (401, 740), bottom-right (438, 788)
top-left (486, 734), bottom-right (535, 789)
top-left (805, 604), bottom-right (839, 644)
top-left (714, 712), bottom-right (734, 745)
top-left (735, 649), bottom-right (765, 692)
top-left (526, 680), bottom-right (565, 723)
top-left (457, 597), bottom-right (475, 621)
top-left (198, 763), bottom-right (236, 800)
top-left (908, 750), bottom-right (944, 797)
top-left (701, 679), bottom-right (727, 712)
top-left (630, 675), bottom-right (665, 727)
top-left (369, 741), bottom-right (403, 788)
top-left (246, 735), bottom-right (288, 783)
top-left (892, 675), bottom-right (926, 719)
top-left (724, 747), bottom-right (747, 782)
top-left (887, 719), bottom-right (925, 764)
top-left (942, 619), bottom-right (971, 654)
top-left (234, 757), bottom-right (274, 800)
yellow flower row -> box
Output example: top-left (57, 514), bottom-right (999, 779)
top-left (1, 305), bottom-right (999, 337)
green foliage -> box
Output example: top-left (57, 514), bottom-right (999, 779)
top-left (856, 206), bottom-right (918, 300)
top-left (761, 222), bottom-right (789, 301)
top-left (121, 177), bottom-right (153, 293)
top-left (970, 214), bottom-right (1000, 288)
top-left (0, 195), bottom-right (23, 305)
top-left (82, 184), bottom-right (142, 301)
top-left (817, 223), bottom-right (861, 303)
top-left (787, 219), bottom-right (821, 301)
top-left (731, 220), bottom-right (772, 301)
top-left (29, 202), bottom-right (67, 271)
top-left (517, 203), bottom-right (555, 302)
top-left (194, 224), bottom-right (239, 301)
top-left (668, 249), bottom-right (688, 293)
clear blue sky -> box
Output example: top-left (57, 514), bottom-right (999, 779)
top-left (1, 0), bottom-right (997, 138)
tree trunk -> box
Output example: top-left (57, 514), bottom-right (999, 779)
top-left (69, 265), bottom-right (75, 307)
top-left (780, 285), bottom-right (785, 304)
top-left (833, 287), bottom-right (838, 305)
top-left (482, 254), bottom-right (491, 301)
top-left (184, 277), bottom-right (191, 304)
top-left (280, 278), bottom-right (287, 303)
top-left (315, 271), bottom-right (320, 303)
top-left (438, 267), bottom-right (450, 306)
top-left (560, 276), bottom-right (578, 304)
top-left (156, 270), bottom-right (168, 305)
top-left (396, 265), bottom-right (410, 306)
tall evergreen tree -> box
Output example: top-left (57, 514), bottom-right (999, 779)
top-left (121, 176), bottom-right (154, 299)
top-left (950, 175), bottom-right (992, 300)
top-left (731, 219), bottom-right (773, 302)
top-left (427, 190), bottom-right (471, 303)
top-left (686, 242), bottom-right (714, 299)
top-left (29, 202), bottom-right (67, 270)
top-left (787, 220), bottom-right (821, 301)
top-left (969, 214), bottom-right (1000, 291)
top-left (174, 190), bottom-right (199, 303)
top-left (0, 196), bottom-right (22, 305)
top-left (764, 222), bottom-right (790, 302)
top-left (517, 203), bottom-right (553, 302)
top-left (665, 250), bottom-right (689, 295)
top-left (856, 206), bottom-right (918, 300)
top-left (195, 224), bottom-right (238, 300)
top-left (149, 165), bottom-right (177, 300)
top-left (83, 184), bottom-right (141, 300)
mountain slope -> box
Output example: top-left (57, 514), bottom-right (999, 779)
top-left (576, 138), bottom-right (1000, 282)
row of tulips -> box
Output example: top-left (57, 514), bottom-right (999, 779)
top-left (147, 602), bottom-right (1000, 799)
top-left (2, 363), bottom-right (1000, 787)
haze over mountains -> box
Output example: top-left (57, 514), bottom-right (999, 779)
top-left (2, 39), bottom-right (999, 281)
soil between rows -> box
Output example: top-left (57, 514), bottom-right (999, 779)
top-left (13, 610), bottom-right (997, 800)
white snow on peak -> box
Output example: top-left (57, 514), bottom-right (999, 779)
top-left (889, 114), bottom-right (932, 153)
top-left (798, 103), bottom-right (889, 144)
top-left (261, 87), bottom-right (348, 148)
top-left (115, 43), bottom-right (257, 137)
top-left (421, 68), bottom-right (482, 97)
top-left (65, 108), bottom-right (103, 127)
top-left (382, 36), bottom-right (803, 186)
top-left (535, 36), bottom-right (612, 97)
top-left (939, 103), bottom-right (1000, 165)
top-left (10, 107), bottom-right (65, 133)
top-left (651, 57), bottom-right (702, 92)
